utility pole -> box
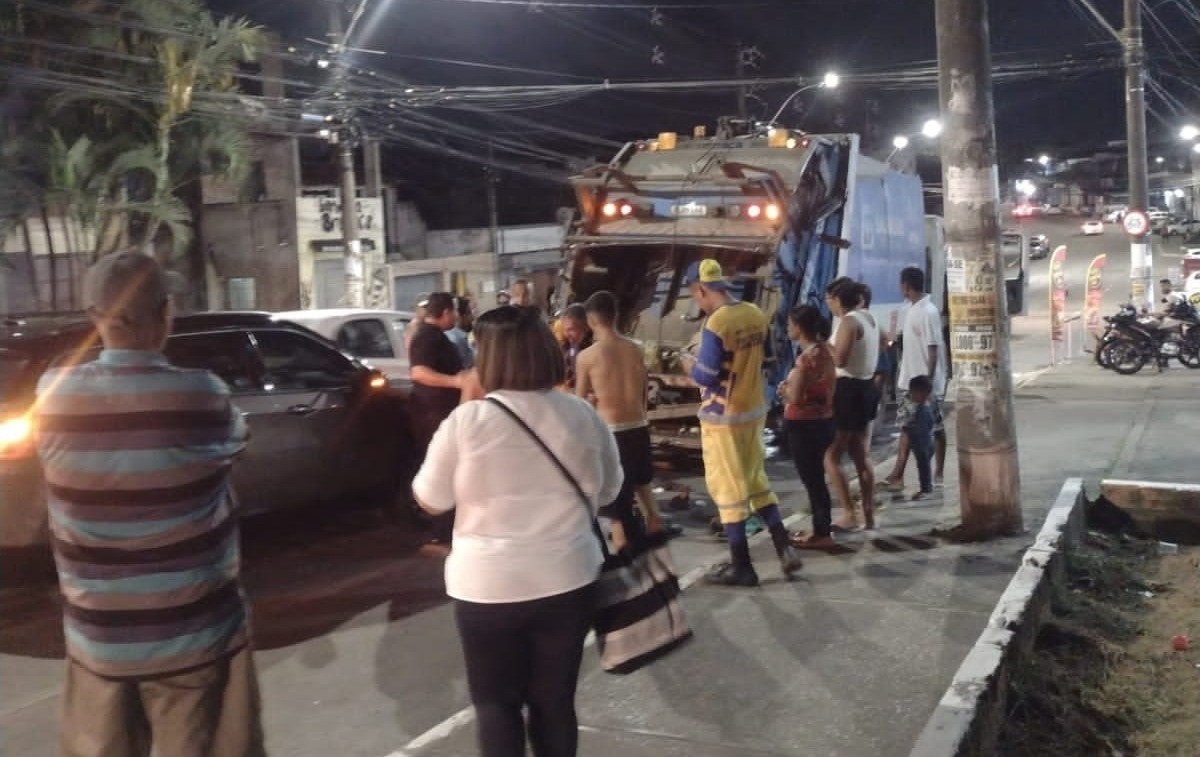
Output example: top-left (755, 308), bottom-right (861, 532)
top-left (1124, 0), bottom-right (1152, 310)
top-left (736, 46), bottom-right (747, 122)
top-left (934, 0), bottom-right (1023, 539)
top-left (486, 141), bottom-right (501, 292)
top-left (1071, 0), bottom-right (1152, 308)
top-left (327, 0), bottom-right (364, 307)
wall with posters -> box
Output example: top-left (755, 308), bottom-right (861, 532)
top-left (295, 194), bottom-right (388, 309)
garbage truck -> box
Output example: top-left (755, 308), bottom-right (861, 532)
top-left (557, 124), bottom-right (948, 448)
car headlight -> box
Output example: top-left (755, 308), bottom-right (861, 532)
top-left (0, 416), bottom-right (34, 460)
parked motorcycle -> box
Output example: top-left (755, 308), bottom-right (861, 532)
top-left (1095, 301), bottom-right (1200, 374)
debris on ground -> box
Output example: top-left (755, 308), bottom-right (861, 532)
top-left (996, 531), bottom-right (1200, 757)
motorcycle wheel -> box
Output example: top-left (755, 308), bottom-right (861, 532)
top-left (1178, 335), bottom-right (1200, 369)
top-left (1095, 336), bottom-right (1114, 368)
top-left (1100, 339), bottom-right (1147, 375)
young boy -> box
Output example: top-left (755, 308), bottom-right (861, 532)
top-left (906, 375), bottom-right (936, 501)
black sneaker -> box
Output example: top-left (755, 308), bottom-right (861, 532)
top-left (703, 562), bottom-right (759, 587)
top-left (777, 546), bottom-right (804, 578)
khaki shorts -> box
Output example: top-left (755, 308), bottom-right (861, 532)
top-left (59, 646), bottom-right (265, 757)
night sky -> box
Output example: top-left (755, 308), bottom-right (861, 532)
top-left (205, 0), bottom-right (1199, 224)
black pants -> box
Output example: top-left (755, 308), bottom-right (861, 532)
top-left (455, 583), bottom-right (597, 757)
top-left (785, 418), bottom-right (835, 538)
top-left (412, 407), bottom-right (455, 542)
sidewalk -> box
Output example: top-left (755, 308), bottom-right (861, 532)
top-left (410, 358), bottom-right (1200, 757)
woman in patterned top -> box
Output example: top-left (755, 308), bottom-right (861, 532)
top-left (780, 304), bottom-right (839, 549)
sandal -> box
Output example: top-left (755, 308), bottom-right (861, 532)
top-left (791, 533), bottom-right (838, 549)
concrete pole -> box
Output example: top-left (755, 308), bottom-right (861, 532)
top-left (934, 0), bottom-right (1023, 538)
top-left (1124, 0), bottom-right (1153, 310)
top-left (339, 139), bottom-right (364, 308)
top-left (327, 0), bottom-right (363, 308)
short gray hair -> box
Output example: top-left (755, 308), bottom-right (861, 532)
top-left (83, 252), bottom-right (170, 328)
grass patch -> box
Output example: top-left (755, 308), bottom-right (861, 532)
top-left (996, 531), bottom-right (1200, 756)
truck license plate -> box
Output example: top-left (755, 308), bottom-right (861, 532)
top-left (671, 202), bottom-right (707, 217)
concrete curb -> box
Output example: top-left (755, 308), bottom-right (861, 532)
top-left (906, 478), bottom-right (1085, 757)
top-left (1099, 479), bottom-right (1200, 543)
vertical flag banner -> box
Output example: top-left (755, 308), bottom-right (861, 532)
top-left (1049, 245), bottom-right (1068, 342)
top-left (1083, 254), bottom-right (1107, 338)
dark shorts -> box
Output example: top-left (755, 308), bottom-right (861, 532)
top-left (833, 377), bottom-right (879, 433)
top-left (598, 425), bottom-right (653, 523)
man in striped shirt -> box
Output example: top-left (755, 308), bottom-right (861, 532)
top-left (34, 252), bottom-right (263, 757)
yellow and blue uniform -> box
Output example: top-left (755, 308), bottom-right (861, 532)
top-left (690, 301), bottom-right (779, 524)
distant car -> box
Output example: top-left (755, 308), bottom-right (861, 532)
top-left (1011, 203), bottom-right (1036, 218)
top-left (1028, 234), bottom-right (1050, 259)
top-left (1, 312), bottom-right (419, 553)
top-left (277, 309), bottom-right (414, 390)
top-left (1164, 219), bottom-right (1200, 238)
top-left (1081, 220), bottom-right (1104, 235)
top-left (1043, 205), bottom-right (1065, 216)
top-left (1104, 207), bottom-right (1126, 223)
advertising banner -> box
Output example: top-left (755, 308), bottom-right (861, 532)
top-left (1083, 254), bottom-right (1107, 338)
top-left (1049, 245), bottom-right (1068, 342)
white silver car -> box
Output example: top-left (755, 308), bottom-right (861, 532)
top-left (278, 309), bottom-right (414, 390)
top-left (1186, 271), bottom-right (1200, 304)
top-left (1080, 219), bottom-right (1104, 235)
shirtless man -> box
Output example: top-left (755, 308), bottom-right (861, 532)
top-left (576, 290), bottom-right (664, 549)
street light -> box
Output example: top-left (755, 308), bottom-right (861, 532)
top-left (1181, 125), bottom-right (1200, 141)
top-left (921, 119), bottom-right (943, 139)
top-left (1193, 143), bottom-right (1200, 154)
top-left (1038, 154), bottom-right (1051, 167)
top-left (767, 71), bottom-right (839, 126)
top-left (1155, 156), bottom-right (1166, 165)
top-left (892, 135), bottom-right (910, 150)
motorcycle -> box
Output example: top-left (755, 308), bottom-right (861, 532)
top-left (1095, 300), bottom-right (1200, 374)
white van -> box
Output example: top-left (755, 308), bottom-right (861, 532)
top-left (277, 309), bottom-right (414, 390)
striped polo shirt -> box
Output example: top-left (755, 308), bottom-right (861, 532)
top-left (34, 349), bottom-right (250, 678)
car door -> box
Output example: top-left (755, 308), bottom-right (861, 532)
top-left (162, 330), bottom-right (304, 515)
top-left (248, 327), bottom-right (369, 506)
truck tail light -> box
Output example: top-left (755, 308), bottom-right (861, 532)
top-left (602, 202), bottom-right (618, 218)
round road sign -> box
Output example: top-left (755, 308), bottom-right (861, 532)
top-left (1123, 210), bottom-right (1149, 236)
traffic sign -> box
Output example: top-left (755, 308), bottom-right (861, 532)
top-left (1123, 210), bottom-right (1149, 236)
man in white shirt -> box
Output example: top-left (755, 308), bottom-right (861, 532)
top-left (881, 266), bottom-right (948, 492)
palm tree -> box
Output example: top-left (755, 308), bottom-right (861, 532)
top-left (4, 0), bottom-right (263, 299)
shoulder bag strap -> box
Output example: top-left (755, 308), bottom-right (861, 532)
top-left (485, 396), bottom-right (611, 558)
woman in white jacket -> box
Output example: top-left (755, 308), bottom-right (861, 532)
top-left (413, 304), bottom-right (623, 757)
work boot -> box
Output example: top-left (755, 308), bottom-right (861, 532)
top-left (767, 523), bottom-right (802, 578)
top-left (703, 562), bottom-right (760, 587)
top-left (777, 545), bottom-right (804, 579)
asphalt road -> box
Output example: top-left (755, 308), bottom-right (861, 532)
top-left (2, 214), bottom-right (1189, 756)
